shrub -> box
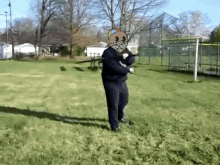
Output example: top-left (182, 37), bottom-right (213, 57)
top-left (60, 46), bottom-right (68, 57)
top-left (75, 46), bottom-right (84, 56)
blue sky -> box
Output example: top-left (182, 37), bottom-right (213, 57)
top-left (0, 0), bottom-right (219, 31)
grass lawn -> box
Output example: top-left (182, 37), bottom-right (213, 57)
top-left (0, 57), bottom-right (220, 164)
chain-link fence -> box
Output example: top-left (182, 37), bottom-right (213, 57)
top-left (139, 37), bottom-right (220, 75)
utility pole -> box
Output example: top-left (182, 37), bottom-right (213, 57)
top-left (9, 0), bottom-right (14, 60)
top-left (5, 11), bottom-right (8, 58)
top-left (5, 12), bottom-right (8, 46)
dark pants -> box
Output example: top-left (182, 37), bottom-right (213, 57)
top-left (102, 79), bottom-right (129, 130)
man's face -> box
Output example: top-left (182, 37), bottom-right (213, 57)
top-left (106, 31), bottom-right (128, 53)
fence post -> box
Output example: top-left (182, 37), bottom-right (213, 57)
top-left (218, 42), bottom-right (219, 74)
top-left (209, 44), bottom-right (211, 71)
top-left (188, 42), bottom-right (190, 68)
top-left (98, 53), bottom-right (101, 70)
top-left (168, 43), bottom-right (171, 70)
top-left (90, 53), bottom-right (93, 67)
top-left (194, 38), bottom-right (199, 81)
top-left (161, 44), bottom-right (163, 66)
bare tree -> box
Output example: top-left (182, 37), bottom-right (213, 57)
top-left (82, 24), bottom-right (98, 38)
top-left (96, 30), bottom-right (103, 41)
top-left (13, 17), bottom-right (36, 45)
top-left (42, 16), bottom-right (70, 45)
top-left (55, 0), bottom-right (98, 58)
top-left (92, 0), bottom-right (167, 43)
top-left (29, 0), bottom-right (61, 59)
top-left (177, 10), bottom-right (212, 38)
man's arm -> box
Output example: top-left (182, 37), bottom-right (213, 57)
top-left (119, 48), bottom-right (136, 66)
top-left (102, 50), bottom-right (130, 75)
top-left (123, 54), bottom-right (135, 66)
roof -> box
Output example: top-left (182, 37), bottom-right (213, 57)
top-left (16, 43), bottom-right (34, 47)
top-left (99, 41), bottom-right (107, 47)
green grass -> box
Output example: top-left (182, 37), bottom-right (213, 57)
top-left (138, 55), bottom-right (220, 69)
top-left (0, 58), bottom-right (220, 164)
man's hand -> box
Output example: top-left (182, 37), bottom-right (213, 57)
top-left (119, 47), bottom-right (132, 56)
top-left (129, 68), bottom-right (134, 74)
top-left (127, 68), bottom-right (134, 76)
top-left (122, 53), bottom-right (129, 59)
top-left (123, 48), bottom-right (132, 55)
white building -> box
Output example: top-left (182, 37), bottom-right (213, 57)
top-left (0, 42), bottom-right (13, 59)
top-left (0, 42), bottom-right (5, 59)
top-left (0, 42), bottom-right (39, 60)
top-left (85, 41), bottom-right (139, 58)
top-left (14, 43), bottom-right (38, 54)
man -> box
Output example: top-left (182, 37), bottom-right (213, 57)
top-left (101, 28), bottom-right (135, 132)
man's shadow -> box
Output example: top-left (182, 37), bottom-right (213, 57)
top-left (0, 106), bottom-right (110, 130)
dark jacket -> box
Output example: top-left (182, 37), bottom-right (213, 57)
top-left (101, 47), bottom-right (135, 83)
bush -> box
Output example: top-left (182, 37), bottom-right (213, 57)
top-left (64, 50), bottom-right (71, 56)
top-left (14, 52), bottom-right (24, 60)
top-left (60, 46), bottom-right (68, 57)
top-left (75, 46), bottom-right (84, 56)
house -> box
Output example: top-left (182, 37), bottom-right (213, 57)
top-left (127, 42), bottom-right (139, 54)
top-left (14, 43), bottom-right (38, 54)
top-left (86, 42), bottom-right (107, 58)
top-left (42, 45), bottom-right (51, 54)
top-left (85, 40), bottom-right (139, 59)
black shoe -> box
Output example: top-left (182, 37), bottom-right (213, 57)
top-left (112, 124), bottom-right (120, 132)
top-left (118, 118), bottom-right (128, 123)
top-left (119, 118), bottom-right (135, 125)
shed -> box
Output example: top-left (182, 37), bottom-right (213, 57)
top-left (0, 42), bottom-right (4, 59)
top-left (0, 42), bottom-right (13, 59)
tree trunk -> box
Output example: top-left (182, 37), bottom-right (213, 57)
top-left (71, 23), bottom-right (74, 58)
top-left (69, 0), bottom-right (74, 58)
top-left (37, 37), bottom-right (42, 60)
top-left (111, 0), bottom-right (115, 29)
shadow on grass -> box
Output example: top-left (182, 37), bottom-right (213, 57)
top-left (0, 106), bottom-right (110, 130)
top-left (73, 67), bottom-right (84, 72)
top-left (60, 66), bottom-right (67, 71)
top-left (87, 66), bottom-right (102, 72)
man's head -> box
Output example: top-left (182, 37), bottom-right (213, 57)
top-left (106, 28), bottom-right (128, 53)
